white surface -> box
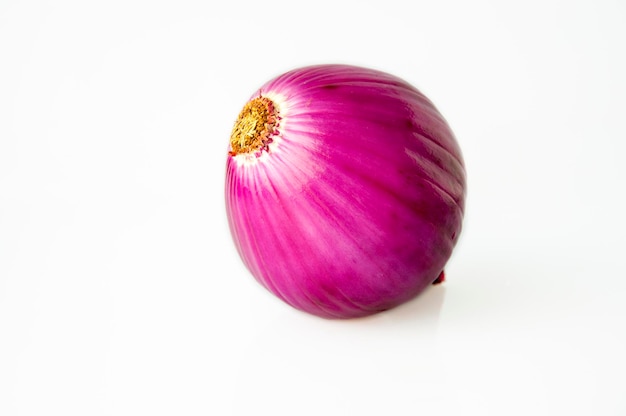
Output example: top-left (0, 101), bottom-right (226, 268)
top-left (1, 1), bottom-right (625, 414)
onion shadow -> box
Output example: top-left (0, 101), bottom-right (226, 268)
top-left (363, 283), bottom-right (447, 331)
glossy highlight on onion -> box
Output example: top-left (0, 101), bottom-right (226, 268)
top-left (225, 64), bottom-right (466, 319)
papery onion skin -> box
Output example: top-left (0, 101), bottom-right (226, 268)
top-left (225, 64), bottom-right (465, 319)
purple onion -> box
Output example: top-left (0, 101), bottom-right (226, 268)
top-left (225, 64), bottom-right (466, 319)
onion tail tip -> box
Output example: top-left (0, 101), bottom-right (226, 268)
top-left (432, 270), bottom-right (445, 285)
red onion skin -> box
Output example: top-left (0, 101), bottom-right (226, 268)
top-left (226, 65), bottom-right (465, 319)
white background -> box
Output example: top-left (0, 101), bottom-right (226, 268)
top-left (1, 0), bottom-right (625, 414)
